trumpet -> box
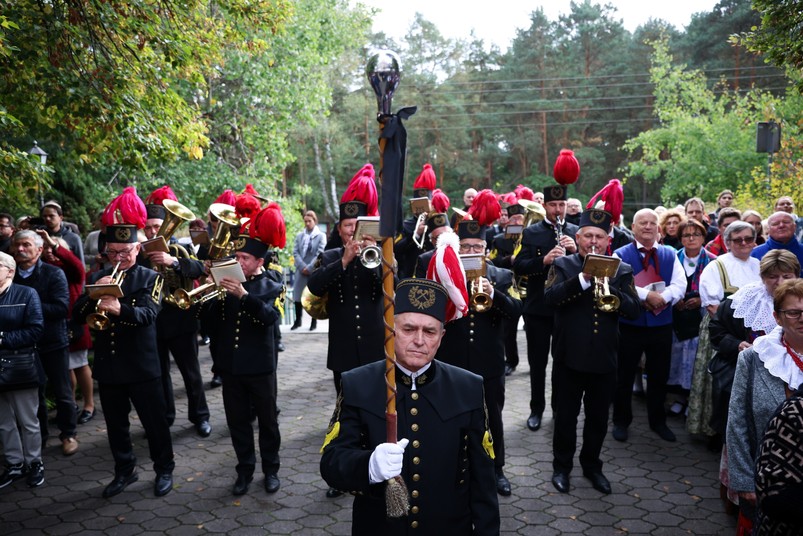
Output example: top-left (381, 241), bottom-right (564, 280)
top-left (462, 253), bottom-right (492, 313)
top-left (586, 246), bottom-right (621, 313)
top-left (172, 282), bottom-right (224, 310)
top-left (87, 262), bottom-right (127, 331)
top-left (470, 278), bottom-right (492, 313)
top-left (359, 244), bottom-right (382, 269)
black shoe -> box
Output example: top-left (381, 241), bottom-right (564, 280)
top-left (26, 461), bottom-right (44, 488)
top-left (103, 471), bottom-right (138, 498)
top-left (233, 474), bottom-right (253, 496)
top-left (526, 414), bottom-right (542, 431)
top-left (154, 473), bottom-right (173, 497)
top-left (504, 364), bottom-right (514, 376)
top-left (551, 472), bottom-right (570, 493)
top-left (612, 425), bottom-right (628, 442)
top-left (0, 463), bottom-right (27, 489)
top-left (265, 473), bottom-right (280, 493)
top-left (583, 470), bottom-right (611, 494)
top-left (290, 321), bottom-right (301, 330)
top-left (77, 409), bottom-right (96, 425)
top-left (277, 341), bottom-right (285, 352)
top-left (195, 420), bottom-right (212, 438)
top-left (199, 336), bottom-right (210, 346)
top-left (309, 319), bottom-right (317, 331)
top-left (495, 468), bottom-right (511, 496)
top-left (326, 486), bottom-right (343, 498)
top-left (210, 375), bottom-right (223, 388)
top-left (651, 424), bottom-right (677, 442)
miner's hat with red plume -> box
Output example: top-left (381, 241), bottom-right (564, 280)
top-left (553, 149), bottom-right (580, 185)
top-left (467, 189), bottom-right (501, 233)
top-left (144, 185), bottom-right (178, 220)
top-left (235, 202), bottom-right (286, 259)
top-left (586, 179), bottom-right (623, 226)
top-left (214, 189), bottom-right (238, 207)
top-left (431, 189), bottom-right (451, 213)
top-left (514, 184), bottom-right (535, 201)
top-left (340, 164), bottom-right (378, 220)
top-left (102, 187), bottom-right (148, 243)
top-left (235, 190), bottom-right (261, 222)
top-left (412, 163), bottom-right (437, 198)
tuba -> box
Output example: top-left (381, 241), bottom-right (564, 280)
top-left (462, 253), bottom-right (491, 313)
top-left (583, 247), bottom-right (621, 313)
top-left (207, 203), bottom-right (240, 260)
top-left (86, 262), bottom-right (127, 331)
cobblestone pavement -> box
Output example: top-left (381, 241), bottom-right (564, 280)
top-left (1, 321), bottom-right (737, 535)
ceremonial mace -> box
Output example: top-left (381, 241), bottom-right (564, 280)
top-left (366, 49), bottom-right (409, 518)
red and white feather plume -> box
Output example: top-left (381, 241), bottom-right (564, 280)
top-left (426, 231), bottom-right (468, 323)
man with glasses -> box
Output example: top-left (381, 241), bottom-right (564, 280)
top-left (435, 219), bottom-right (522, 497)
top-left (751, 211), bottom-right (803, 276)
top-left (0, 213), bottom-right (14, 253)
top-left (74, 222), bottom-right (174, 499)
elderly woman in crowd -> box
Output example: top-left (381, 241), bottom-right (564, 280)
top-left (687, 221), bottom-right (761, 441)
top-left (710, 250), bottom-right (799, 516)
top-left (0, 251), bottom-right (45, 489)
top-left (742, 210), bottom-right (765, 246)
top-left (727, 278), bottom-right (803, 532)
top-left (658, 208), bottom-right (685, 250)
top-left (667, 219), bottom-right (716, 412)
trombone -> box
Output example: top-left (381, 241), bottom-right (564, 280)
top-left (86, 262), bottom-right (127, 331)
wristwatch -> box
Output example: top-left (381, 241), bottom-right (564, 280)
top-left (171, 260), bottom-right (181, 272)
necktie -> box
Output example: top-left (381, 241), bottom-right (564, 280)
top-left (639, 246), bottom-right (658, 272)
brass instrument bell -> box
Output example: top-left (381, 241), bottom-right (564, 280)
top-left (207, 203), bottom-right (240, 260)
top-left (87, 262), bottom-right (127, 331)
top-left (462, 253), bottom-right (491, 313)
top-left (583, 248), bottom-right (621, 313)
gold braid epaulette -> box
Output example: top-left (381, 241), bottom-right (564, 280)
top-left (268, 262), bottom-right (282, 273)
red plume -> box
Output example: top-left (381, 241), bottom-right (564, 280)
top-left (413, 163), bottom-right (436, 191)
top-left (102, 187), bottom-right (147, 229)
top-left (499, 192), bottom-right (518, 206)
top-left (250, 202), bottom-right (286, 249)
top-left (341, 163), bottom-right (378, 217)
top-left (553, 149), bottom-right (580, 185)
top-left (514, 184), bottom-right (534, 201)
top-left (426, 232), bottom-right (468, 323)
top-left (467, 189), bottom-right (501, 227)
top-left (586, 179), bottom-right (624, 225)
top-left (431, 189), bottom-right (451, 213)
top-left (243, 183), bottom-right (260, 197)
top-left (145, 185), bottom-right (178, 206)
top-left (235, 192), bottom-right (261, 221)
top-left (214, 189), bottom-right (237, 206)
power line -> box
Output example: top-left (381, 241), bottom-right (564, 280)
top-left (406, 116), bottom-right (657, 132)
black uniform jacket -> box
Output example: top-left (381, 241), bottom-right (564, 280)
top-left (436, 265), bottom-right (522, 379)
top-left (13, 260), bottom-right (69, 353)
top-left (412, 249), bottom-right (435, 280)
top-left (138, 251), bottom-right (205, 336)
top-left (201, 271), bottom-right (281, 376)
top-left (513, 219), bottom-right (578, 316)
top-left (543, 253), bottom-right (641, 374)
top-left (320, 360), bottom-right (500, 536)
top-left (394, 216), bottom-right (433, 280)
top-left (488, 232), bottom-right (515, 270)
top-left (74, 264), bottom-right (162, 384)
top-left (307, 248), bottom-right (384, 373)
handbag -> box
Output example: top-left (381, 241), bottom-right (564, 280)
top-left (0, 348), bottom-right (40, 387)
top-left (707, 350), bottom-right (737, 435)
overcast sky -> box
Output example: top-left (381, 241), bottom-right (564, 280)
top-left (358, 0), bottom-right (723, 49)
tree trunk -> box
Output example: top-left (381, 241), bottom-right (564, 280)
top-left (312, 135), bottom-right (335, 221)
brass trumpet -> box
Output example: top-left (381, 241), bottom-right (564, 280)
top-left (584, 247), bottom-right (621, 313)
top-left (462, 253), bottom-right (491, 313)
top-left (87, 262), bottom-right (126, 331)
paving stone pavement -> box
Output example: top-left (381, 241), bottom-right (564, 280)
top-left (1, 321), bottom-right (737, 535)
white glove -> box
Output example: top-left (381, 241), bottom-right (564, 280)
top-left (368, 438), bottom-right (409, 484)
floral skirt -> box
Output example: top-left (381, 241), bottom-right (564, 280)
top-left (686, 314), bottom-right (716, 437)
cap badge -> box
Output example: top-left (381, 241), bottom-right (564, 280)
top-left (408, 285), bottom-right (436, 310)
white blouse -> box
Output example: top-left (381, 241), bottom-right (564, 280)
top-left (699, 253), bottom-right (760, 307)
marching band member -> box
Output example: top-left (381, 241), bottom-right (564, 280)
top-left (395, 163), bottom-right (437, 279)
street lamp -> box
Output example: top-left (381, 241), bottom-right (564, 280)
top-left (28, 141), bottom-right (48, 207)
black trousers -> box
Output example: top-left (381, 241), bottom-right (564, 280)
top-left (158, 331), bottom-right (210, 425)
top-left (37, 346), bottom-right (77, 441)
top-left (503, 315), bottom-right (520, 369)
top-left (484, 375), bottom-right (506, 468)
top-left (613, 323), bottom-right (673, 430)
top-left (99, 377), bottom-right (175, 477)
top-left (524, 314), bottom-right (555, 416)
top-left (552, 360), bottom-right (616, 474)
top-left (221, 372), bottom-right (281, 477)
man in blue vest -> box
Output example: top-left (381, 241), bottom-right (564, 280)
top-left (612, 209), bottom-right (686, 443)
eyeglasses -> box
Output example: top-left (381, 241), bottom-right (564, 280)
top-left (459, 244), bottom-right (486, 253)
top-left (727, 236), bottom-right (755, 245)
top-left (681, 233), bottom-right (703, 239)
top-left (104, 246), bottom-right (136, 258)
top-left (777, 309), bottom-right (803, 320)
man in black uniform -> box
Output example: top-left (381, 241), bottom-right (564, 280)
top-left (436, 220), bottom-right (522, 497)
top-left (543, 209), bottom-right (640, 495)
top-left (320, 278), bottom-right (500, 535)
top-left (140, 200), bottom-right (211, 438)
top-left (513, 185), bottom-right (578, 431)
top-left (395, 164), bottom-right (436, 280)
top-left (201, 216), bottom-right (283, 496)
top-left (489, 202), bottom-right (526, 376)
top-left (74, 222), bottom-right (175, 498)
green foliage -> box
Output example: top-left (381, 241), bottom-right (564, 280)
top-left (622, 38), bottom-right (773, 205)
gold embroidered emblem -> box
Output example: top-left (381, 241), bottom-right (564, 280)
top-left (114, 227), bottom-right (131, 242)
top-left (234, 237), bottom-right (247, 250)
top-left (344, 202), bottom-right (359, 217)
top-left (467, 221), bottom-right (480, 234)
top-left (590, 210), bottom-right (606, 224)
top-left (550, 186), bottom-right (565, 200)
top-left (408, 285), bottom-right (436, 310)
top-left (432, 214), bottom-right (446, 227)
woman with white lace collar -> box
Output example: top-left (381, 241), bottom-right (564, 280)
top-left (726, 275), bottom-right (803, 531)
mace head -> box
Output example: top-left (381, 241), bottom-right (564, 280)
top-left (366, 50), bottom-right (401, 117)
